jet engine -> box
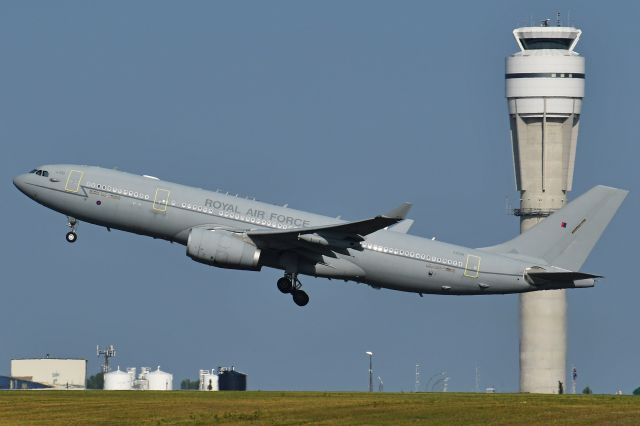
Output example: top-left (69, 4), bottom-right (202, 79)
top-left (187, 228), bottom-right (261, 271)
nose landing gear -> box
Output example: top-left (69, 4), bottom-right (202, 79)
top-left (65, 217), bottom-right (78, 243)
top-left (277, 273), bottom-right (309, 307)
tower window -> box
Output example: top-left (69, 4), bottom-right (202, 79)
top-left (519, 38), bottom-right (573, 50)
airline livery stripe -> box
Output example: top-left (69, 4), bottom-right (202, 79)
top-left (506, 73), bottom-right (585, 79)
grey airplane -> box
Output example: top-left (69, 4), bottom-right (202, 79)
top-left (13, 164), bottom-right (627, 306)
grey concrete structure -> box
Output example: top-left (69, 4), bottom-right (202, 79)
top-left (506, 24), bottom-right (585, 393)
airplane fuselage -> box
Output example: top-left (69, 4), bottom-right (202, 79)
top-left (13, 164), bottom-right (572, 298)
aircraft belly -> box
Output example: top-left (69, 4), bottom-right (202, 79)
top-left (355, 249), bottom-right (529, 295)
top-left (299, 256), bottom-right (365, 280)
top-left (357, 250), bottom-right (437, 293)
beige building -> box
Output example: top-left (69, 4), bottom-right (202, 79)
top-left (11, 358), bottom-right (87, 389)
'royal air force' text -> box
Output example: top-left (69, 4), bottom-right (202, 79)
top-left (205, 199), bottom-right (310, 227)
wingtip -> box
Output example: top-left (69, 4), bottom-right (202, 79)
top-left (384, 202), bottom-right (412, 219)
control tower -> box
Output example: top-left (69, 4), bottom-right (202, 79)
top-left (505, 21), bottom-right (584, 393)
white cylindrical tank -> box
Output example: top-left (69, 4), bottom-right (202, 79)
top-left (199, 369), bottom-right (218, 391)
top-left (147, 366), bottom-right (173, 391)
top-left (104, 367), bottom-right (132, 390)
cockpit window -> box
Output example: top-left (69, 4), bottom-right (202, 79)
top-left (36, 170), bottom-right (42, 176)
top-left (32, 169), bottom-right (49, 177)
top-left (42, 171), bottom-right (49, 177)
top-left (29, 169), bottom-right (37, 173)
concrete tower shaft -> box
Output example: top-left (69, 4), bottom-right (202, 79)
top-left (506, 25), bottom-right (584, 394)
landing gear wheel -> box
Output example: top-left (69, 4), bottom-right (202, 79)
top-left (65, 217), bottom-right (78, 243)
top-left (292, 290), bottom-right (309, 307)
top-left (277, 277), bottom-right (293, 293)
top-left (65, 231), bottom-right (77, 243)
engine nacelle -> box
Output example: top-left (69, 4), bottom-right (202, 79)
top-left (187, 228), bottom-right (261, 271)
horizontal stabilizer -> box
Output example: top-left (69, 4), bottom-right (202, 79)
top-left (527, 271), bottom-right (602, 283)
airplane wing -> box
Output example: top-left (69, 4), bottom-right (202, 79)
top-left (247, 202), bottom-right (412, 249)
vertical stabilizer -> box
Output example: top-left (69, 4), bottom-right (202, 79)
top-left (481, 185), bottom-right (627, 270)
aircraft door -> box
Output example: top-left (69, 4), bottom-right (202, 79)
top-left (153, 188), bottom-right (170, 212)
top-left (463, 255), bottom-right (481, 278)
top-left (64, 170), bottom-right (84, 193)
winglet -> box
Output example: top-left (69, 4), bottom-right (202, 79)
top-left (389, 219), bottom-right (414, 234)
top-left (383, 202), bottom-right (412, 219)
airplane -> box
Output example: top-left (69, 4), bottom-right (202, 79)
top-left (13, 164), bottom-right (627, 306)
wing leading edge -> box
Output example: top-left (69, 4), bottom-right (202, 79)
top-left (247, 202), bottom-right (412, 248)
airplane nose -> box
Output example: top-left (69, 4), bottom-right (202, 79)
top-left (13, 174), bottom-right (28, 194)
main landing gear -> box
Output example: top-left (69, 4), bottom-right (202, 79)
top-left (277, 273), bottom-right (309, 307)
top-left (65, 216), bottom-right (78, 243)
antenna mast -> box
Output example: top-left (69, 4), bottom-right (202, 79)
top-left (475, 366), bottom-right (480, 392)
top-left (97, 344), bottom-right (117, 374)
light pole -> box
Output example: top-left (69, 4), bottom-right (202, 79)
top-left (366, 352), bottom-right (373, 392)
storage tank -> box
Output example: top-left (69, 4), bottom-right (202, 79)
top-left (103, 367), bottom-right (131, 390)
top-left (217, 367), bottom-right (247, 391)
top-left (199, 369), bottom-right (218, 391)
top-left (147, 366), bottom-right (173, 391)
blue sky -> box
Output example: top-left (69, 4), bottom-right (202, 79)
top-left (1, 1), bottom-right (638, 392)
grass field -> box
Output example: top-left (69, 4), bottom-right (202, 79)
top-left (1, 391), bottom-right (640, 425)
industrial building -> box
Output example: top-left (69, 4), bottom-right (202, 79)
top-left (103, 366), bottom-right (173, 390)
top-left (218, 367), bottom-right (247, 391)
top-left (11, 358), bottom-right (87, 389)
top-left (505, 19), bottom-right (585, 393)
top-left (0, 375), bottom-right (52, 390)
top-left (199, 369), bottom-right (219, 391)
top-left (101, 365), bottom-right (247, 391)
top-left (199, 367), bottom-right (247, 391)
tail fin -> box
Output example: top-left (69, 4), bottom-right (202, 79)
top-left (481, 185), bottom-right (628, 270)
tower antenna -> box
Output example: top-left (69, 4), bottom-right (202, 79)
top-left (97, 344), bottom-right (116, 374)
top-left (475, 366), bottom-right (480, 392)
